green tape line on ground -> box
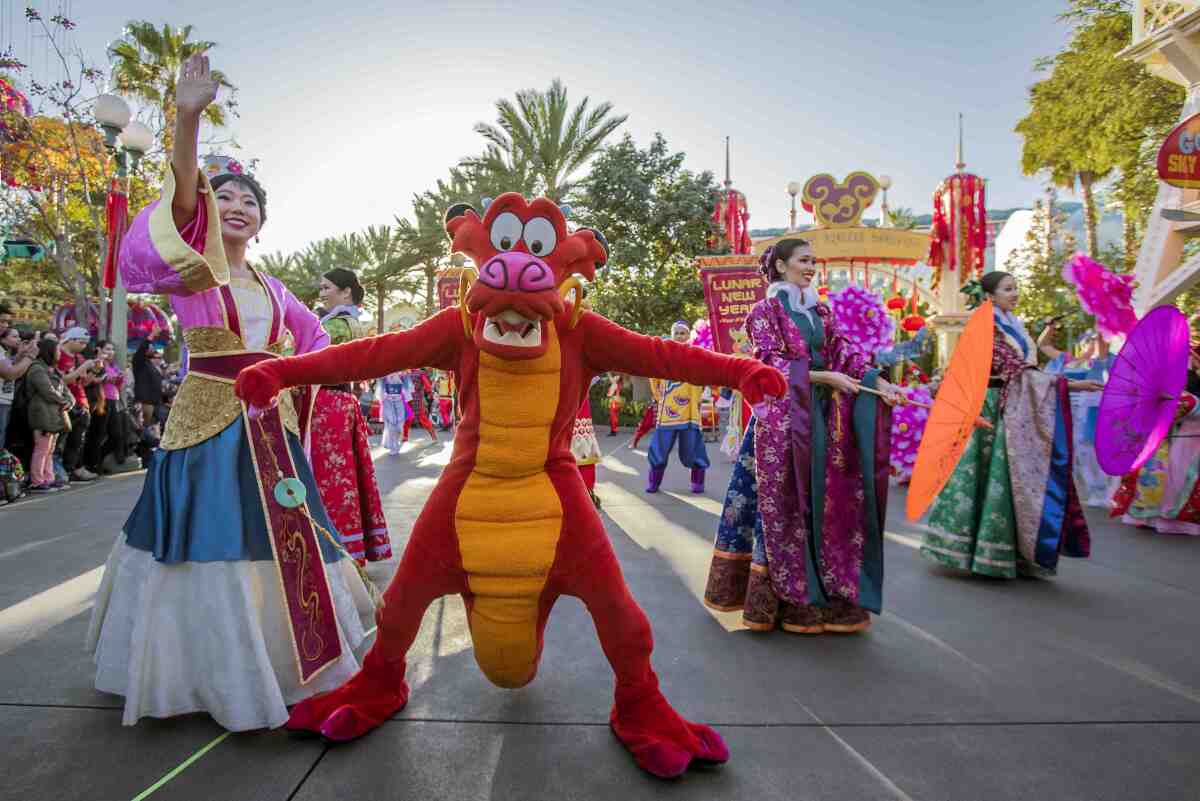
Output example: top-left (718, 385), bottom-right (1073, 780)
top-left (130, 731), bottom-right (230, 801)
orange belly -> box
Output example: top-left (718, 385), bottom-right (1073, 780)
top-left (455, 328), bottom-right (562, 687)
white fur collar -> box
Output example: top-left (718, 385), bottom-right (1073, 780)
top-left (766, 281), bottom-right (819, 311)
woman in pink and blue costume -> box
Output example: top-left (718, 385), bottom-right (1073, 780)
top-left (703, 238), bottom-right (900, 635)
top-left (87, 55), bottom-right (371, 732)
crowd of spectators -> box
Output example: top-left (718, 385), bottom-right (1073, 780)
top-left (0, 300), bottom-right (181, 504)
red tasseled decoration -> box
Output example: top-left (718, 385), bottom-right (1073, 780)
top-left (928, 174), bottom-right (987, 289)
top-left (710, 190), bottom-right (752, 254)
top-left (103, 179), bottom-right (129, 291)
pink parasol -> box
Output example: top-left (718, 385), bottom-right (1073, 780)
top-left (1095, 305), bottom-right (1190, 476)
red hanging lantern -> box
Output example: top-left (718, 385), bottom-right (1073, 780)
top-left (928, 172), bottom-right (987, 291)
top-left (901, 315), bottom-right (926, 333)
top-left (886, 296), bottom-right (907, 311)
top-left (103, 177), bottom-right (129, 290)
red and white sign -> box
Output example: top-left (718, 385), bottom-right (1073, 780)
top-left (1157, 111), bottom-right (1200, 189)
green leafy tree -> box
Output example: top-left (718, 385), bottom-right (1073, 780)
top-left (341, 225), bottom-right (424, 333)
top-left (1017, 5), bottom-right (1183, 266)
top-left (268, 238), bottom-right (342, 306)
top-left (887, 206), bottom-right (920, 230)
top-left (395, 193), bottom-right (452, 316)
top-left (108, 22), bottom-right (237, 153)
top-left (0, 11), bottom-right (164, 328)
top-left (573, 133), bottom-right (720, 335)
top-left (474, 79), bottom-right (627, 201)
top-left (1002, 194), bottom-right (1090, 353)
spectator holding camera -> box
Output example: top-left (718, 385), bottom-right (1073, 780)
top-left (1, 325), bottom-right (38, 452)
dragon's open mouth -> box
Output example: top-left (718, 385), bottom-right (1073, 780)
top-left (483, 309), bottom-right (542, 348)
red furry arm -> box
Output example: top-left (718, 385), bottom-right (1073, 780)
top-left (578, 312), bottom-right (785, 404)
top-left (236, 307), bottom-right (464, 408)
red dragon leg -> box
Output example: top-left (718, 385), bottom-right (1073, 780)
top-left (547, 465), bottom-right (729, 778)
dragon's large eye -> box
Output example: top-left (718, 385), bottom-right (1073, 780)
top-left (489, 212), bottom-right (523, 251)
top-left (522, 217), bottom-right (557, 257)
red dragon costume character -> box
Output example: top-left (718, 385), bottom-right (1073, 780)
top-left (234, 194), bottom-right (786, 778)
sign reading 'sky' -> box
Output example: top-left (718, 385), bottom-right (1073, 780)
top-left (1157, 112), bottom-right (1200, 188)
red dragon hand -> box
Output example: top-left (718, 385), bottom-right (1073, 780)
top-left (235, 361), bottom-right (286, 410)
top-left (738, 363), bottom-right (786, 405)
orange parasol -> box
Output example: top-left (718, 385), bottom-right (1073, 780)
top-left (906, 300), bottom-right (996, 521)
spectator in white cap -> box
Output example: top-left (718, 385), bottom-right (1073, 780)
top-left (57, 327), bottom-right (102, 482)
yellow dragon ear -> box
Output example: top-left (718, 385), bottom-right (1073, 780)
top-left (558, 275), bottom-right (587, 330)
top-left (458, 267), bottom-right (479, 339)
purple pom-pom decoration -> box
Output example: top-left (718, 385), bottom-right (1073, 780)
top-left (828, 286), bottom-right (894, 359)
top-left (890, 385), bottom-right (932, 483)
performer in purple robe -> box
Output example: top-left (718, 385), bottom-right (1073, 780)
top-left (704, 238), bottom-right (900, 634)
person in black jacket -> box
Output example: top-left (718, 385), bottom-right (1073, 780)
top-left (131, 340), bottom-right (164, 426)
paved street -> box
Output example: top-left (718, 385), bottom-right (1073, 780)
top-left (1, 434), bottom-right (1198, 801)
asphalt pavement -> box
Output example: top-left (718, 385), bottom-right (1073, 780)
top-left (1, 430), bottom-right (1197, 801)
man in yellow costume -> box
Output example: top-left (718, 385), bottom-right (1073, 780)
top-left (646, 321), bottom-right (710, 494)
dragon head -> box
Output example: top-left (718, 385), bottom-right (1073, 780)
top-left (445, 193), bottom-right (608, 360)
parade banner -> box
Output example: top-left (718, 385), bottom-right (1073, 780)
top-left (697, 256), bottom-right (766, 356)
top-left (804, 226), bottom-right (929, 263)
top-left (1158, 112), bottom-right (1200, 188)
top-left (437, 271), bottom-right (461, 310)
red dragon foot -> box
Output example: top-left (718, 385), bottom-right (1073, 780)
top-left (610, 683), bottom-right (729, 778)
top-left (286, 647), bottom-right (409, 742)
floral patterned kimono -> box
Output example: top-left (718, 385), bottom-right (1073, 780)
top-left (1110, 372), bottom-right (1200, 536)
top-left (921, 311), bottom-right (1090, 578)
top-left (310, 305), bottom-right (392, 565)
top-left (1045, 352), bottom-right (1114, 507)
top-left (704, 282), bottom-right (892, 626)
top-left (87, 166), bottom-right (372, 731)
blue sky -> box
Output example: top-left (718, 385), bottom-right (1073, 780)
top-left (15, 0), bottom-right (1075, 255)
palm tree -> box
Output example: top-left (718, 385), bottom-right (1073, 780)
top-left (107, 22), bottom-right (236, 153)
top-left (342, 225), bottom-right (423, 333)
top-left (396, 196), bottom-right (451, 316)
top-left (473, 79), bottom-right (627, 201)
top-left (887, 207), bottom-right (920, 230)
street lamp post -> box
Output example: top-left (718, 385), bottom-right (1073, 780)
top-left (94, 93), bottom-right (152, 368)
top-left (878, 174), bottom-right (892, 228)
top-left (786, 181), bottom-right (800, 231)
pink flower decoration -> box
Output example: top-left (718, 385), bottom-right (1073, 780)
top-left (890, 385), bottom-right (932, 483)
top-left (690, 318), bottom-right (714, 351)
top-left (828, 285), bottom-right (894, 359)
top-left (227, 159), bottom-right (244, 175)
top-left (1061, 252), bottom-right (1137, 339)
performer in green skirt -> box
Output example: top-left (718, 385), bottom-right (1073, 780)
top-left (921, 272), bottom-right (1102, 579)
